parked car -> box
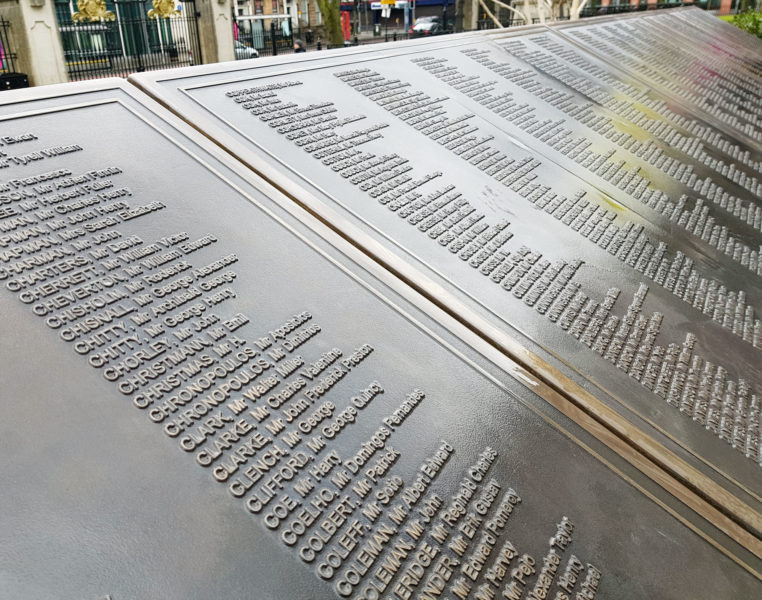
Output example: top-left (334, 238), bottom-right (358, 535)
top-left (409, 16), bottom-right (447, 37)
top-left (235, 40), bottom-right (259, 60)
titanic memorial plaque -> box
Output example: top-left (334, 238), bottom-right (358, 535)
top-left (1, 82), bottom-right (760, 598)
top-left (131, 9), bottom-right (762, 518)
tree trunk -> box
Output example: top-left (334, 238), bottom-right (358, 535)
top-left (570, 0), bottom-right (591, 20)
top-left (317, 0), bottom-right (345, 45)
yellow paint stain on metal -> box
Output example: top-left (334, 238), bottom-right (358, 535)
top-left (631, 100), bottom-right (663, 121)
top-left (599, 192), bottom-right (626, 212)
top-left (611, 117), bottom-right (650, 142)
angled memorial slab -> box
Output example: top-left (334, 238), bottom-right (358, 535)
top-left (552, 8), bottom-right (762, 149)
top-left (671, 7), bottom-right (762, 56)
top-left (1, 80), bottom-right (761, 599)
top-left (130, 10), bottom-right (762, 534)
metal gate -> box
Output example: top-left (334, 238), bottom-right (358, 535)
top-left (0, 18), bottom-right (19, 76)
top-left (55, 0), bottom-right (202, 81)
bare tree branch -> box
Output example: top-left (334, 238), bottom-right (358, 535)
top-left (481, 0), bottom-right (530, 24)
top-left (478, 0), bottom-right (504, 28)
top-left (571, 0), bottom-right (592, 19)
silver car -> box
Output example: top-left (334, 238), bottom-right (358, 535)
top-left (235, 40), bottom-right (259, 60)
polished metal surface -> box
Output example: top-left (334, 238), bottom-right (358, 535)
top-left (131, 8), bottom-right (762, 523)
top-left (553, 10), bottom-right (762, 148)
top-left (672, 8), bottom-right (762, 56)
top-left (3, 80), bottom-right (759, 599)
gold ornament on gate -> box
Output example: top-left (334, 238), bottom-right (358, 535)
top-left (148, 0), bottom-right (181, 19)
top-left (71, 0), bottom-right (115, 22)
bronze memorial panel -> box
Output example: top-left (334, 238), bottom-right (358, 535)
top-left (1, 81), bottom-right (760, 598)
top-left (131, 8), bottom-right (762, 524)
top-left (554, 10), bottom-right (762, 149)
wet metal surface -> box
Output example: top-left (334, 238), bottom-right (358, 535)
top-left (131, 9), bottom-right (762, 515)
top-left (1, 79), bottom-right (761, 599)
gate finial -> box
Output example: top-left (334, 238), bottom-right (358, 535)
top-left (71, 0), bottom-right (116, 22)
top-left (148, 0), bottom-right (182, 19)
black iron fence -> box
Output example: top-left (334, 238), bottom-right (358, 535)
top-left (55, 0), bottom-right (202, 81)
top-left (477, 1), bottom-right (723, 29)
top-left (580, 1), bottom-right (689, 18)
top-left (0, 19), bottom-right (18, 75)
top-left (51, 1), bottom-right (738, 80)
top-left (477, 17), bottom-right (526, 29)
top-left (234, 20), bottom-right (416, 60)
top-left (239, 2), bottom-right (713, 59)
top-left (585, 0), bottom-right (748, 14)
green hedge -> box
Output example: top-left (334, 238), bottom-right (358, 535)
top-left (724, 10), bottom-right (762, 38)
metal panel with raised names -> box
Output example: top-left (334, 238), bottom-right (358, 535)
top-left (553, 10), bottom-right (762, 147)
top-left (130, 9), bottom-right (762, 527)
top-left (1, 79), bottom-right (760, 599)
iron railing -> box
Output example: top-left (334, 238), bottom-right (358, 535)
top-left (0, 18), bottom-right (18, 74)
top-left (234, 21), bottom-right (420, 59)
top-left (55, 0), bottom-right (202, 81)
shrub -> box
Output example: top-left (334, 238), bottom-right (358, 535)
top-left (731, 10), bottom-right (762, 38)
